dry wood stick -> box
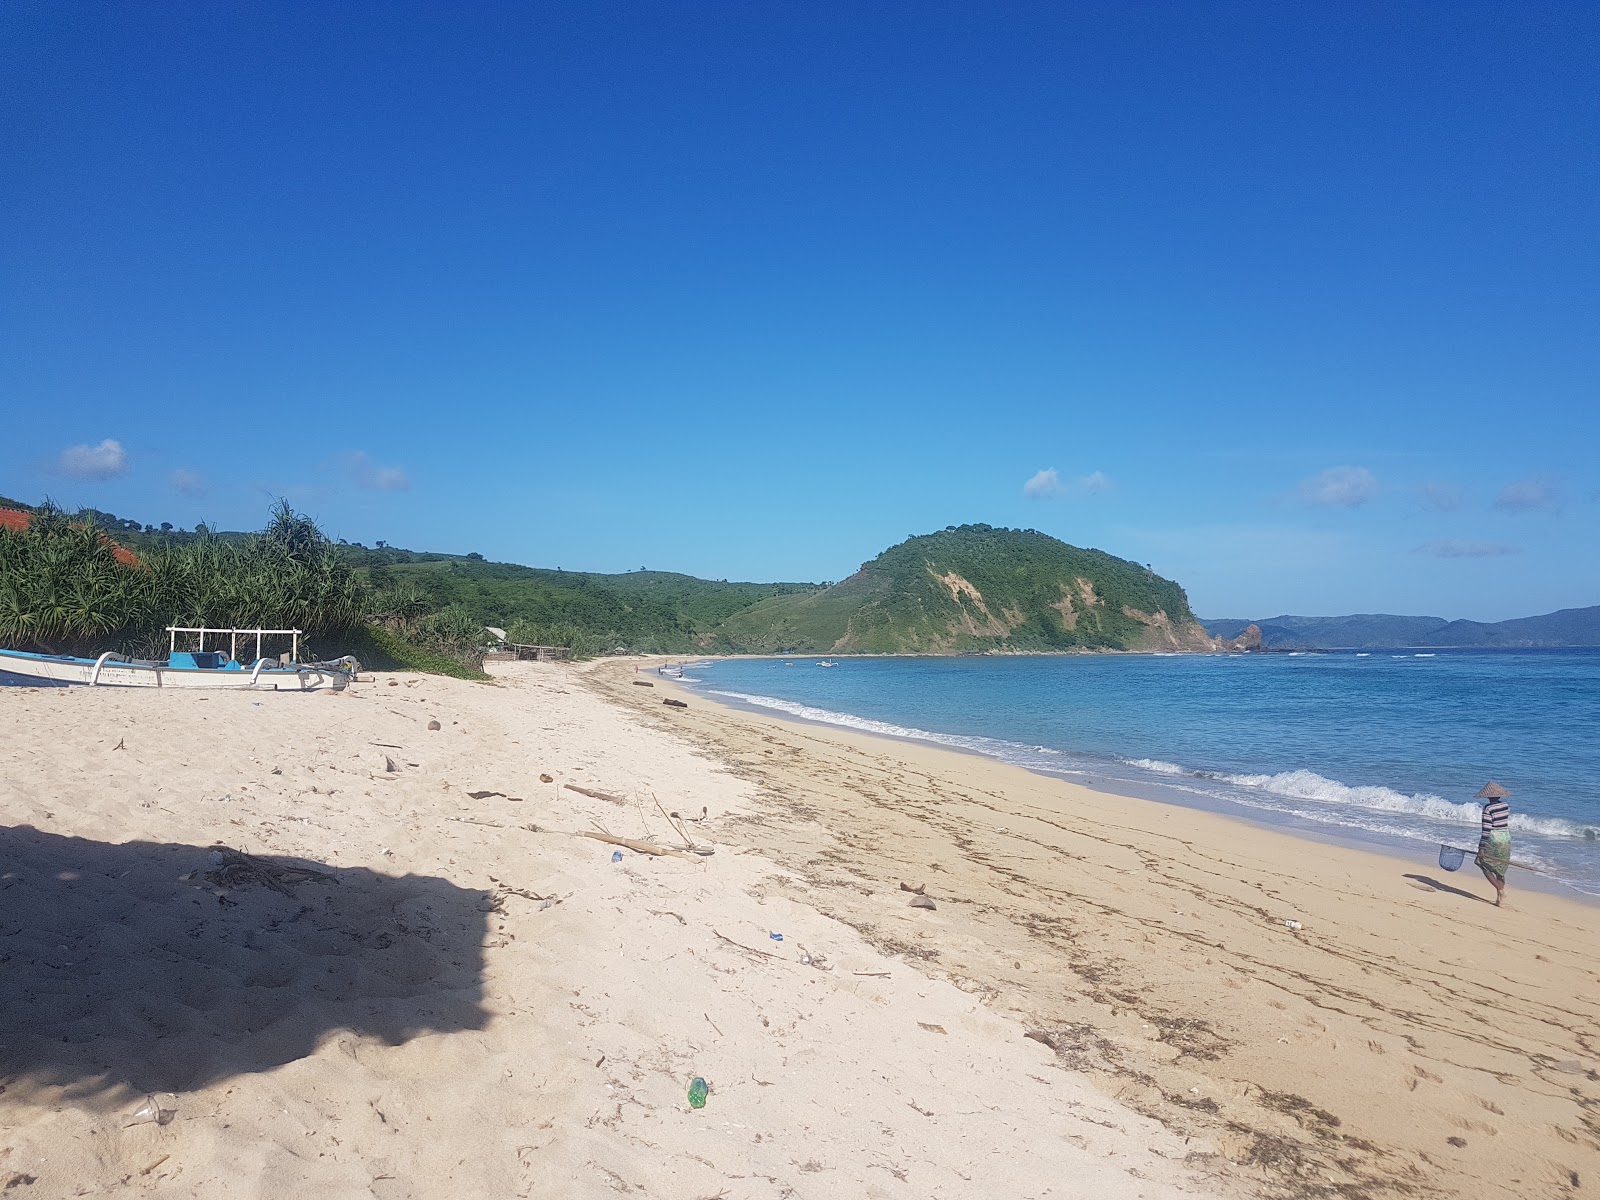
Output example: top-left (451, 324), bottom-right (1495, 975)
top-left (573, 830), bottom-right (699, 860)
top-left (564, 783), bottom-right (629, 805)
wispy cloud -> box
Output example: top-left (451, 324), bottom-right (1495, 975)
top-left (1023, 467), bottom-right (1112, 499)
top-left (169, 468), bottom-right (205, 498)
top-left (346, 451), bottom-right (412, 492)
top-left (57, 438), bottom-right (128, 481)
top-left (1414, 539), bottom-right (1522, 559)
top-left (1494, 477), bottom-right (1563, 513)
top-left (1023, 468), bottom-right (1062, 498)
top-left (1300, 466), bottom-right (1378, 508)
top-left (1418, 480), bottom-right (1463, 512)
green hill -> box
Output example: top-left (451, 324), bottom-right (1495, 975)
top-left (2, 494), bottom-right (1214, 659)
top-left (714, 524), bottom-right (1211, 654)
top-left (345, 549), bottom-right (815, 655)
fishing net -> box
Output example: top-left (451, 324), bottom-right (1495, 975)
top-left (1438, 844), bottom-right (1467, 872)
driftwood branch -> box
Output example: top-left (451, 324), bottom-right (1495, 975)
top-left (573, 830), bottom-right (699, 860)
top-left (564, 783), bottom-right (629, 806)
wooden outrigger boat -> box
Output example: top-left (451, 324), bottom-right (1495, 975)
top-left (0, 626), bottom-right (357, 691)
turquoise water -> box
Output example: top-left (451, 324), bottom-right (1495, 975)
top-left (680, 651), bottom-right (1600, 897)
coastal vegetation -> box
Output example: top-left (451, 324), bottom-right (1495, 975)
top-left (0, 501), bottom-right (365, 660)
top-left (1, 499), bottom-right (1211, 665)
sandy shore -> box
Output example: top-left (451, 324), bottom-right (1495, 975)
top-left (589, 659), bottom-right (1599, 1200)
top-left (2, 661), bottom-right (1594, 1199)
top-left (1, 664), bottom-right (1225, 1199)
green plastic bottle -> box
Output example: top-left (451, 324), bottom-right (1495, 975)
top-left (687, 1076), bottom-right (708, 1109)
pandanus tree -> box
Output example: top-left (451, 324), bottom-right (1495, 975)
top-left (0, 501), bottom-right (369, 655)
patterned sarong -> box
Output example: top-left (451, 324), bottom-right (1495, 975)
top-left (1476, 829), bottom-right (1511, 882)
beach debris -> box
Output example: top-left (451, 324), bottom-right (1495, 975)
top-left (611, 849), bottom-right (623, 862)
top-left (688, 1076), bottom-right (709, 1109)
top-left (798, 945), bottom-right (830, 970)
top-left (652, 792), bottom-right (715, 855)
top-left (125, 1094), bottom-right (175, 1128)
top-left (539, 773), bottom-right (554, 783)
top-left (384, 756), bottom-right (399, 773)
top-left (632, 680), bottom-right (655, 687)
top-left (112, 737), bottom-right (125, 751)
top-left (899, 882), bottom-right (926, 895)
top-left (1446, 1137), bottom-right (1467, 1148)
top-left (713, 930), bottom-right (785, 961)
top-left (198, 846), bottom-right (334, 896)
top-left (427, 719), bottom-right (441, 730)
top-left (909, 894), bottom-right (937, 910)
top-left (1281, 920), bottom-right (1303, 931)
top-left (769, 931), bottom-right (784, 941)
top-left (578, 830), bottom-right (699, 860)
top-left (565, 783), bottom-right (629, 806)
top-left (853, 970), bottom-right (892, 979)
top-left (139, 1155), bottom-right (170, 1177)
top-left (663, 698), bottom-right (688, 708)
top-left (917, 1022), bottom-right (947, 1035)
top-left (467, 789), bottom-right (525, 802)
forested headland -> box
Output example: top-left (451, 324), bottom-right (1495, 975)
top-left (1, 497), bottom-right (1214, 673)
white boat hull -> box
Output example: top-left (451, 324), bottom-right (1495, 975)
top-left (0, 648), bottom-right (350, 691)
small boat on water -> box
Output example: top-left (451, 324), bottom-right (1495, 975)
top-left (0, 626), bottom-right (357, 691)
top-left (816, 661), bottom-right (838, 668)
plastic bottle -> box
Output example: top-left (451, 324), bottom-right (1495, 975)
top-left (611, 850), bottom-right (623, 863)
top-left (688, 1077), bottom-right (708, 1109)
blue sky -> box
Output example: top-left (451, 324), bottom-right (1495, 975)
top-left (3, 2), bottom-right (1596, 621)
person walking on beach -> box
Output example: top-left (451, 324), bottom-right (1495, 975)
top-left (1474, 781), bottom-right (1513, 906)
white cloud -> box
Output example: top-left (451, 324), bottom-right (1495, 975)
top-left (346, 451), bottom-right (412, 492)
top-left (57, 438), bottom-right (128, 481)
top-left (1494, 477), bottom-right (1562, 513)
top-left (1300, 466), bottom-right (1378, 508)
top-left (1024, 467), bottom-right (1112, 499)
top-left (169, 468), bottom-right (205, 498)
top-left (1414, 539), bottom-right (1521, 559)
top-left (1419, 481), bottom-right (1463, 512)
top-left (1023, 468), bottom-right (1063, 498)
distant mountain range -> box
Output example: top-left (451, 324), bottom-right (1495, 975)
top-left (1202, 608), bottom-right (1600, 650)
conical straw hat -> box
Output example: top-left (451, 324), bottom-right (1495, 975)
top-left (1475, 781), bottom-right (1511, 799)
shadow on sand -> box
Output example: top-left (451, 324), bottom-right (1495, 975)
top-left (0, 825), bottom-right (490, 1101)
top-left (1403, 872), bottom-right (1491, 904)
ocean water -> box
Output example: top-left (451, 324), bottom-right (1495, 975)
top-left (680, 651), bottom-right (1600, 898)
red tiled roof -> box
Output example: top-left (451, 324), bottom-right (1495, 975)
top-left (0, 507), bottom-right (141, 566)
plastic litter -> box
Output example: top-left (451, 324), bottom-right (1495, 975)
top-left (688, 1076), bottom-right (708, 1109)
top-left (610, 850), bottom-right (623, 863)
top-left (126, 1095), bottom-right (175, 1127)
top-left (769, 932), bottom-right (783, 941)
top-left (1282, 920), bottom-right (1303, 931)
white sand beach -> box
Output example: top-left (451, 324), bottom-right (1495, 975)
top-left (1, 660), bottom-right (1594, 1199)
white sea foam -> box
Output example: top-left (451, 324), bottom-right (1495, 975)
top-left (703, 690), bottom-right (1599, 845)
top-left (1211, 767), bottom-right (1590, 837)
top-left (1125, 757), bottom-right (1186, 775)
top-left (708, 690), bottom-right (976, 750)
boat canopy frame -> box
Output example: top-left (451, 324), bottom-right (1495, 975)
top-left (167, 625), bottom-right (303, 664)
